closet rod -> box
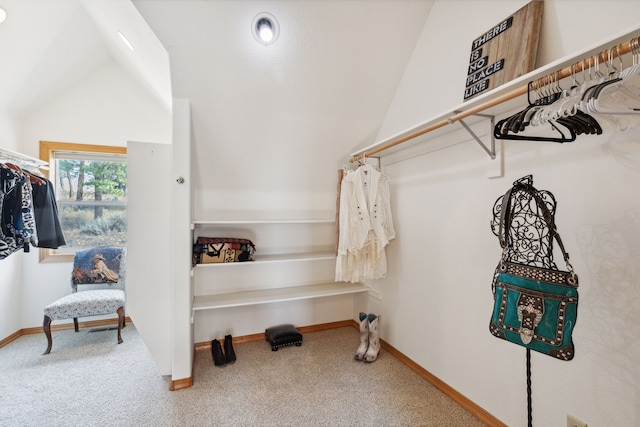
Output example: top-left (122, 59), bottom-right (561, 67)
top-left (0, 146), bottom-right (48, 169)
top-left (351, 35), bottom-right (640, 163)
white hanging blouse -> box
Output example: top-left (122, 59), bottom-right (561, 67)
top-left (335, 164), bottom-right (395, 283)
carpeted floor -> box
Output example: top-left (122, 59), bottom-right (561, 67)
top-left (0, 324), bottom-right (485, 426)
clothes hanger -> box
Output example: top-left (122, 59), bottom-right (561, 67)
top-left (494, 78), bottom-right (578, 143)
top-left (583, 44), bottom-right (640, 118)
top-left (526, 60), bottom-right (604, 138)
top-left (24, 170), bottom-right (46, 185)
top-left (4, 162), bottom-right (25, 173)
top-left (347, 154), bottom-right (390, 182)
top-left (527, 73), bottom-right (567, 127)
top-left (496, 81), bottom-right (541, 135)
top-left (1, 161), bottom-right (47, 185)
top-left (344, 154), bottom-right (365, 173)
top-left (494, 117), bottom-right (577, 143)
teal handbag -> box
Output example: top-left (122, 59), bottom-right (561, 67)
top-left (490, 178), bottom-right (579, 361)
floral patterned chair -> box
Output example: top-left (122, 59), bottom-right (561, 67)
top-left (42, 247), bottom-right (126, 355)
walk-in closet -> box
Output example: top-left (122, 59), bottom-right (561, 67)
top-left (1, 1), bottom-right (639, 426)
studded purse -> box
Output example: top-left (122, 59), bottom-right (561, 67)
top-left (489, 177), bottom-right (579, 361)
top-left (192, 237), bottom-right (256, 266)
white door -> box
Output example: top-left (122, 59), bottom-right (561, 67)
top-left (126, 141), bottom-right (172, 375)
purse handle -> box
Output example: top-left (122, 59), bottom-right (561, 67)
top-left (498, 179), bottom-right (576, 281)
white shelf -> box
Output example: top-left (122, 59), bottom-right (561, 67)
top-left (190, 216), bottom-right (345, 323)
top-left (194, 252), bottom-right (335, 267)
top-left (192, 282), bottom-right (368, 315)
top-left (350, 24), bottom-right (640, 159)
top-left (192, 219), bottom-right (334, 228)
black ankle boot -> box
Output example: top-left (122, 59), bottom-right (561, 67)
top-left (211, 339), bottom-right (227, 366)
top-left (224, 335), bottom-right (236, 363)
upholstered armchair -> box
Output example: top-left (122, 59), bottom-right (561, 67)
top-left (42, 246), bottom-right (126, 355)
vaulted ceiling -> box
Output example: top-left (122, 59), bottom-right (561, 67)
top-left (0, 0), bottom-right (108, 117)
top-left (1, 0), bottom-right (432, 154)
top-left (0, 0), bottom-right (170, 118)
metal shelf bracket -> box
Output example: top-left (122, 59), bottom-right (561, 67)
top-left (449, 111), bottom-right (496, 159)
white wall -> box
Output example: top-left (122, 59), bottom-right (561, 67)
top-left (377, 0), bottom-right (640, 142)
top-left (19, 62), bottom-right (171, 332)
top-left (135, 0), bottom-right (431, 218)
top-left (132, 0), bottom-right (432, 349)
top-left (0, 254), bottom-right (21, 339)
top-left (23, 62), bottom-right (171, 150)
top-left (0, 113), bottom-right (21, 148)
top-left (371, 1), bottom-right (640, 426)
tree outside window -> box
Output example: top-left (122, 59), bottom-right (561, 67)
top-left (39, 141), bottom-right (127, 263)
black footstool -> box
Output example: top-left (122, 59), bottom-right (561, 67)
top-left (265, 324), bottom-right (303, 351)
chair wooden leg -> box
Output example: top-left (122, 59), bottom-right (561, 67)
top-left (116, 306), bottom-right (124, 344)
top-left (73, 318), bottom-right (79, 332)
top-left (43, 315), bottom-right (53, 355)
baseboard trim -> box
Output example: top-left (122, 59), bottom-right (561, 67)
top-left (1, 317), bottom-right (133, 349)
top-left (0, 330), bottom-right (23, 349)
top-left (169, 346), bottom-right (196, 391)
top-left (2, 318), bottom-right (197, 392)
top-left (347, 320), bottom-right (506, 427)
top-left (170, 377), bottom-right (193, 391)
top-left (194, 319), bottom-right (354, 351)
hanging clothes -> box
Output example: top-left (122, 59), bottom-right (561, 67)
top-left (336, 163), bottom-right (395, 283)
top-left (0, 163), bottom-right (34, 258)
top-left (0, 163), bottom-right (65, 259)
top-left (30, 177), bottom-right (66, 249)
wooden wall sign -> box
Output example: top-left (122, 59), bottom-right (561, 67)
top-left (463, 1), bottom-right (544, 101)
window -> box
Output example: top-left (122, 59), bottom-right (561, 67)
top-left (39, 141), bottom-right (127, 263)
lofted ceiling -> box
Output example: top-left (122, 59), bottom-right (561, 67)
top-left (0, 0), bottom-right (170, 118)
top-left (1, 0), bottom-right (432, 156)
top-left (0, 0), bottom-right (108, 117)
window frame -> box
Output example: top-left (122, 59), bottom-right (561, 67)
top-left (39, 141), bottom-right (127, 263)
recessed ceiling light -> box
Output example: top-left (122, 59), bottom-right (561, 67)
top-left (252, 12), bottom-right (279, 46)
top-left (0, 7), bottom-right (7, 24)
top-left (118, 31), bottom-right (135, 52)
